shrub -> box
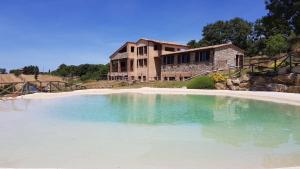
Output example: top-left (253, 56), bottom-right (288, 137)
top-left (187, 76), bottom-right (215, 89)
top-left (211, 73), bottom-right (226, 82)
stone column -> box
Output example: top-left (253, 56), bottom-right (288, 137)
top-left (127, 59), bottom-right (131, 73)
top-left (109, 61), bottom-right (112, 72)
top-left (118, 60), bottom-right (121, 73)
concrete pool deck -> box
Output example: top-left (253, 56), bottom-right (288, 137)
top-left (14, 87), bottom-right (300, 106)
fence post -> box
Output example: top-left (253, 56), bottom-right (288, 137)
top-left (12, 83), bottom-right (15, 93)
top-left (289, 54), bottom-right (292, 71)
top-left (26, 82), bottom-right (29, 94)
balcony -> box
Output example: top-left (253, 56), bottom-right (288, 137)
top-left (111, 52), bottom-right (129, 60)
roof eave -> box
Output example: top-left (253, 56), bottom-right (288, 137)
top-left (137, 38), bottom-right (188, 47)
top-left (109, 41), bottom-right (136, 59)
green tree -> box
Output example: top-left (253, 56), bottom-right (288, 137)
top-left (23, 65), bottom-right (39, 75)
top-left (54, 64), bottom-right (69, 77)
top-left (187, 40), bottom-right (200, 48)
top-left (0, 68), bottom-right (6, 74)
top-left (52, 63), bottom-right (109, 81)
top-left (202, 20), bottom-right (228, 45)
top-left (265, 0), bottom-right (300, 35)
top-left (9, 69), bottom-right (22, 76)
top-left (265, 34), bottom-right (288, 56)
top-left (226, 18), bottom-right (253, 49)
top-left (254, 16), bottom-right (292, 39)
top-left (195, 18), bottom-right (252, 50)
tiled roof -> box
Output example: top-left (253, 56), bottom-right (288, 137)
top-left (162, 43), bottom-right (244, 55)
top-left (139, 38), bottom-right (188, 47)
top-left (109, 38), bottom-right (188, 58)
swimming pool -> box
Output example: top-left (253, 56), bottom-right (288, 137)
top-left (0, 94), bottom-right (300, 168)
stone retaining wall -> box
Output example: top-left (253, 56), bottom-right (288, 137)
top-left (215, 65), bottom-right (300, 93)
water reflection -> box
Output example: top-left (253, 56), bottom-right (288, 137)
top-left (6, 94), bottom-right (300, 148)
top-left (0, 99), bottom-right (32, 112)
top-left (107, 94), bottom-right (300, 147)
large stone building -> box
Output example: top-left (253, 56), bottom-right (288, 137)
top-left (108, 38), bottom-right (244, 81)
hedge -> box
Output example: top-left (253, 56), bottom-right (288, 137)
top-left (186, 76), bottom-right (215, 89)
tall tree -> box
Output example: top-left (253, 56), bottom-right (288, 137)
top-left (9, 69), bottom-right (22, 76)
top-left (0, 68), bottom-right (6, 74)
top-left (201, 20), bottom-right (228, 46)
top-left (265, 0), bottom-right (300, 35)
top-left (23, 65), bottom-right (39, 75)
top-left (265, 34), bottom-right (289, 56)
top-left (52, 63), bottom-right (109, 81)
top-left (201, 18), bottom-right (252, 49)
top-left (187, 40), bottom-right (200, 48)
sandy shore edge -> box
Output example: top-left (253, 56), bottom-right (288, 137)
top-left (13, 87), bottom-right (300, 106)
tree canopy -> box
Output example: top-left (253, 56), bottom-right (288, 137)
top-left (202, 18), bottom-right (252, 50)
top-left (52, 64), bottom-right (109, 81)
top-left (9, 65), bottom-right (39, 76)
top-left (265, 0), bottom-right (300, 35)
top-left (265, 34), bottom-right (289, 56)
top-left (188, 18), bottom-right (252, 53)
top-left (188, 0), bottom-right (300, 57)
top-left (9, 69), bottom-right (22, 76)
top-left (0, 68), bottom-right (6, 74)
top-left (22, 65), bottom-right (39, 75)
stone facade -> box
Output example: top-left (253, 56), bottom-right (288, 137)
top-left (214, 46), bottom-right (243, 69)
top-left (161, 63), bottom-right (213, 80)
top-left (161, 44), bottom-right (244, 81)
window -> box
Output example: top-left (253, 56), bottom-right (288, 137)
top-left (138, 47), bottom-right (144, 55)
top-left (178, 54), bottom-right (190, 64)
top-left (144, 59), bottom-right (147, 67)
top-left (177, 55), bottom-right (181, 64)
top-left (166, 55), bottom-right (174, 64)
top-left (138, 59), bottom-right (144, 67)
top-left (177, 48), bottom-right (180, 51)
top-left (201, 51), bottom-right (210, 62)
top-left (154, 45), bottom-right (158, 50)
top-left (162, 56), bottom-right (167, 65)
top-left (131, 46), bottom-right (135, 53)
top-left (195, 52), bottom-right (199, 62)
top-left (165, 47), bottom-right (175, 52)
top-left (162, 55), bottom-right (174, 65)
top-left (195, 51), bottom-right (210, 62)
top-left (130, 59), bottom-right (134, 71)
top-left (169, 77), bottom-right (176, 81)
top-left (111, 60), bottom-right (118, 72)
top-left (144, 46), bottom-right (147, 54)
top-left (120, 60), bottom-right (127, 72)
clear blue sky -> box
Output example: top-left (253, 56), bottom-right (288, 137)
top-left (0, 0), bottom-right (267, 72)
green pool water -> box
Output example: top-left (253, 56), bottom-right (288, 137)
top-left (0, 94), bottom-right (300, 169)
